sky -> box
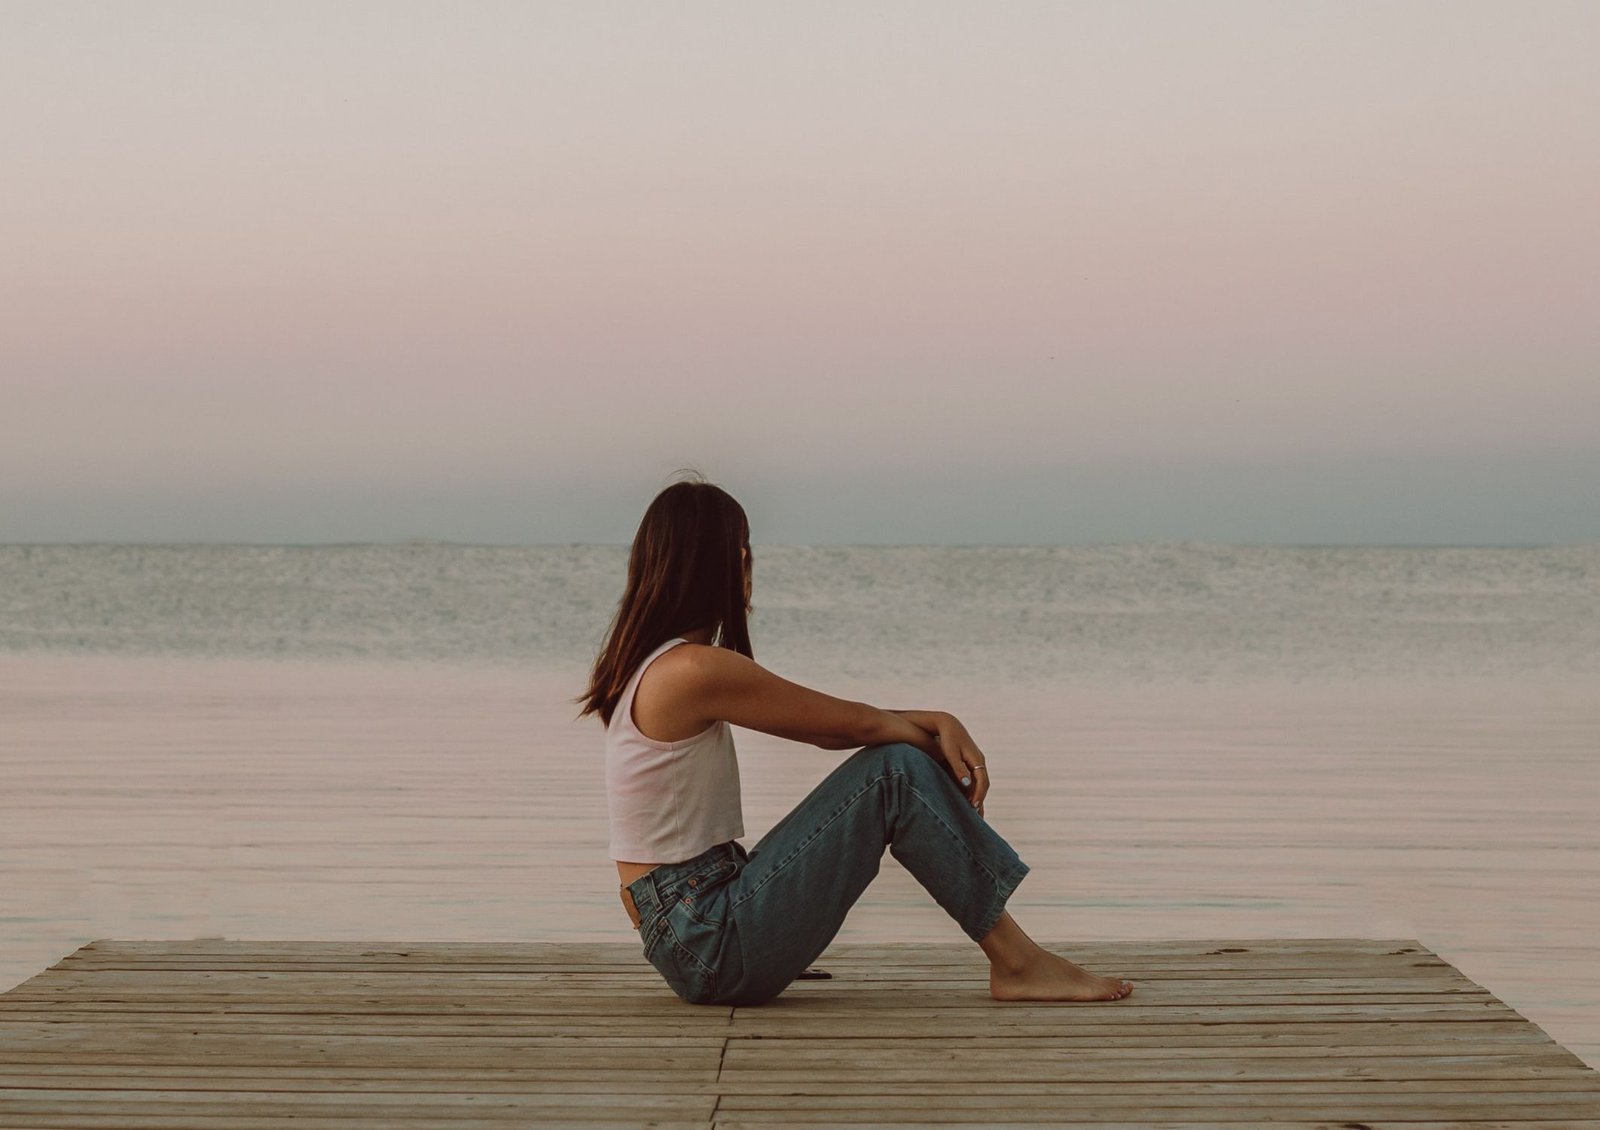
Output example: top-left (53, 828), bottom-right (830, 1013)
top-left (3, 1), bottom-right (1597, 545)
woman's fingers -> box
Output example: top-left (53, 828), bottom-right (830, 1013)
top-left (959, 745), bottom-right (990, 811)
top-left (936, 716), bottom-right (990, 812)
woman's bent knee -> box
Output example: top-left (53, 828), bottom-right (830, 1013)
top-left (858, 742), bottom-right (936, 773)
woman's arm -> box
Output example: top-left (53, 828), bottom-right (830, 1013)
top-left (887, 709), bottom-right (989, 813)
top-left (680, 647), bottom-right (989, 810)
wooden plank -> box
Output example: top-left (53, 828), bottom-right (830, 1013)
top-left (715, 1091), bottom-right (1600, 1110)
top-left (44, 962), bottom-right (1462, 980)
top-left (0, 1071), bottom-right (1597, 1095)
top-left (65, 938), bottom-right (1434, 955)
top-left (712, 1123), bottom-right (1600, 1129)
top-left (11, 1097), bottom-right (1600, 1121)
top-left (712, 1065), bottom-right (1593, 1085)
top-left (0, 1091), bottom-right (718, 1112)
top-left (717, 1044), bottom-right (1583, 1065)
top-left (708, 1106), bottom-right (1600, 1123)
top-left (0, 1113), bottom-right (713, 1120)
top-left (55, 952), bottom-right (1448, 970)
top-left (0, 1019), bottom-right (1554, 1044)
top-left (12, 973), bottom-right (1489, 995)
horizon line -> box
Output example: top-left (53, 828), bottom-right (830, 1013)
top-left (3, 539), bottom-right (1596, 551)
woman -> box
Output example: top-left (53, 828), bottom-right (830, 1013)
top-left (577, 477), bottom-right (1133, 1006)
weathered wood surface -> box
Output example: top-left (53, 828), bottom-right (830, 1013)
top-left (1, 938), bottom-right (1597, 1128)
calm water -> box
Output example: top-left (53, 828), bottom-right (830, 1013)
top-left (1, 544), bottom-right (1596, 1065)
top-left (4, 543), bottom-right (1598, 683)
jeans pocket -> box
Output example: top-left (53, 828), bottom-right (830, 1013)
top-left (678, 858), bottom-right (740, 924)
top-left (640, 910), bottom-right (672, 961)
top-left (647, 911), bottom-right (720, 1004)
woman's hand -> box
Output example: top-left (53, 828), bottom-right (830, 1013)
top-left (889, 709), bottom-right (989, 816)
top-left (933, 713), bottom-right (989, 816)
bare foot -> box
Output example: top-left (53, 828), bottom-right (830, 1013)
top-left (989, 950), bottom-right (1134, 1002)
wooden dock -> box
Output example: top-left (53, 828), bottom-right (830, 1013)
top-left (1, 937), bottom-right (1597, 1128)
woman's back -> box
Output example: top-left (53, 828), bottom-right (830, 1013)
top-left (605, 637), bottom-right (745, 865)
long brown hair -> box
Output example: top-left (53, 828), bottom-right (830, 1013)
top-left (576, 476), bottom-right (753, 726)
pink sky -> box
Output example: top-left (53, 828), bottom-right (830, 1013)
top-left (3, 2), bottom-right (1597, 542)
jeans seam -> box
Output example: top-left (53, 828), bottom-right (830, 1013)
top-left (733, 768), bottom-right (913, 910)
top-left (971, 858), bottom-right (1030, 942)
top-left (902, 778), bottom-right (1009, 887)
top-left (671, 935), bottom-right (715, 979)
top-left (641, 912), bottom-right (669, 954)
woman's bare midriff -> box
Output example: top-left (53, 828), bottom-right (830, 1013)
top-left (616, 861), bottom-right (662, 886)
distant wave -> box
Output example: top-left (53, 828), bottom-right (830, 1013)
top-left (2, 544), bottom-right (1596, 682)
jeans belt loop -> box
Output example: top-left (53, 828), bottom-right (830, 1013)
top-left (648, 864), bottom-right (678, 918)
top-left (622, 871), bottom-right (659, 931)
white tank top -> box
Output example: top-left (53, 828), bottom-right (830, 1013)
top-left (605, 637), bottom-right (745, 862)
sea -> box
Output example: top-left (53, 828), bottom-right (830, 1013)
top-left (2, 543), bottom-right (1596, 1065)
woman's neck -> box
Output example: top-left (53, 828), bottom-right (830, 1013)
top-left (681, 625), bottom-right (715, 646)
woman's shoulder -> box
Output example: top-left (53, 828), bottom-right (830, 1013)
top-left (642, 642), bottom-right (756, 696)
top-left (629, 642), bottom-right (742, 744)
top-left (647, 641), bottom-right (727, 677)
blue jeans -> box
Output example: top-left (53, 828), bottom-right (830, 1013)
top-left (623, 742), bottom-right (1030, 1006)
